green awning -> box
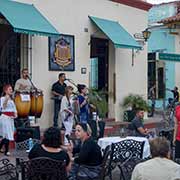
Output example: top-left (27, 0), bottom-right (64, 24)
top-left (0, 0), bottom-right (60, 36)
top-left (89, 16), bottom-right (141, 49)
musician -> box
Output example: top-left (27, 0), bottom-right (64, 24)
top-left (14, 68), bottom-right (32, 91)
top-left (60, 86), bottom-right (74, 145)
top-left (77, 84), bottom-right (89, 123)
top-left (52, 73), bottom-right (67, 127)
top-left (0, 84), bottom-right (17, 156)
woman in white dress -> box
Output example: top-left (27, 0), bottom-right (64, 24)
top-left (60, 86), bottom-right (74, 145)
top-left (0, 84), bottom-right (17, 156)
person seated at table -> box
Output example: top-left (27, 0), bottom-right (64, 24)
top-left (28, 127), bottom-right (71, 172)
top-left (131, 137), bottom-right (180, 180)
top-left (68, 123), bottom-right (103, 180)
top-left (130, 108), bottom-right (150, 137)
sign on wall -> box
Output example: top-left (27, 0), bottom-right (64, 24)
top-left (149, 52), bottom-right (180, 62)
top-left (159, 53), bottom-right (180, 62)
top-left (49, 34), bottom-right (75, 71)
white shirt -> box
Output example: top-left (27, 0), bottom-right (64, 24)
top-left (131, 157), bottom-right (180, 180)
top-left (14, 78), bottom-right (32, 91)
top-left (60, 96), bottom-right (73, 113)
top-left (0, 97), bottom-right (17, 113)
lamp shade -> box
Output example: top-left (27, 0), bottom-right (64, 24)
top-left (142, 29), bottom-right (151, 41)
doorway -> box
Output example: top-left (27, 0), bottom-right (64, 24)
top-left (90, 38), bottom-right (109, 91)
top-left (0, 21), bottom-right (20, 94)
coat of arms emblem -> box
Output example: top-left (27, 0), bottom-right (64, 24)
top-left (54, 38), bottom-right (71, 68)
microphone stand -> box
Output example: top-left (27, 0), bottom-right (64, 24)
top-left (65, 79), bottom-right (78, 88)
top-left (66, 79), bottom-right (102, 101)
top-left (27, 76), bottom-right (38, 91)
top-left (27, 76), bottom-right (38, 124)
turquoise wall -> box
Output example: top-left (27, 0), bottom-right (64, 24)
top-left (148, 30), bottom-right (175, 109)
top-left (148, 3), bottom-right (177, 109)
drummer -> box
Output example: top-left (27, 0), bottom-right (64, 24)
top-left (14, 68), bottom-right (32, 91)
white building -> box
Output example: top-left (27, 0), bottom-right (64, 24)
top-left (0, 0), bottom-right (152, 128)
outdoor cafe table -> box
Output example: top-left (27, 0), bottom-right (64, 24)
top-left (98, 136), bottom-right (151, 159)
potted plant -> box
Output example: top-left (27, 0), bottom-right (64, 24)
top-left (88, 89), bottom-right (108, 119)
top-left (122, 94), bottom-right (149, 122)
top-left (87, 89), bottom-right (108, 139)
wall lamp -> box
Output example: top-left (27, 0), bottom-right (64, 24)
top-left (134, 28), bottom-right (151, 42)
top-left (142, 28), bottom-right (151, 41)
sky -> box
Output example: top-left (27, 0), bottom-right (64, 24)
top-left (147, 0), bottom-right (175, 4)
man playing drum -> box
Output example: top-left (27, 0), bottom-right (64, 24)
top-left (52, 73), bottom-right (67, 127)
top-left (14, 68), bottom-right (32, 91)
top-left (14, 68), bottom-right (32, 126)
top-left (14, 68), bottom-right (43, 121)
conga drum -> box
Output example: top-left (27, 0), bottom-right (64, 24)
top-left (30, 90), bottom-right (44, 118)
top-left (14, 91), bottom-right (31, 118)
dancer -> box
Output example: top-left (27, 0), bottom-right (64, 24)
top-left (0, 84), bottom-right (17, 156)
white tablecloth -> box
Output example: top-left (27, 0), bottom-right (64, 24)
top-left (98, 136), bottom-right (150, 159)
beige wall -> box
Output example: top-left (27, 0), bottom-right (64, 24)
top-left (16, 0), bottom-right (148, 128)
top-left (115, 46), bottom-right (147, 120)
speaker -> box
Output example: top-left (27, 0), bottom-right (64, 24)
top-left (15, 126), bottom-right (40, 142)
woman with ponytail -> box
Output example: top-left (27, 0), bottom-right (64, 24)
top-left (60, 86), bottom-right (74, 145)
top-left (0, 84), bottom-right (17, 156)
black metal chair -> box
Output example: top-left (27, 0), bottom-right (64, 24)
top-left (0, 158), bottom-right (17, 180)
top-left (108, 139), bottom-right (145, 180)
top-left (15, 138), bottom-right (41, 151)
top-left (99, 145), bottom-right (113, 180)
top-left (20, 157), bottom-right (67, 180)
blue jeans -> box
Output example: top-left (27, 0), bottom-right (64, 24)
top-left (79, 112), bottom-right (88, 124)
top-left (53, 100), bottom-right (61, 127)
top-left (68, 163), bottom-right (79, 180)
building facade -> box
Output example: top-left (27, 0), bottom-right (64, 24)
top-left (148, 1), bottom-right (180, 108)
top-left (0, 0), bottom-right (151, 128)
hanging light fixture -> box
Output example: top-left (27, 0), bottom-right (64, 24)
top-left (142, 28), bottom-right (151, 42)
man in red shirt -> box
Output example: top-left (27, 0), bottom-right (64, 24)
top-left (173, 104), bottom-right (180, 159)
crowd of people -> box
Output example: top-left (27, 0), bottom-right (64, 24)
top-left (0, 69), bottom-right (180, 179)
top-left (0, 70), bottom-right (102, 154)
